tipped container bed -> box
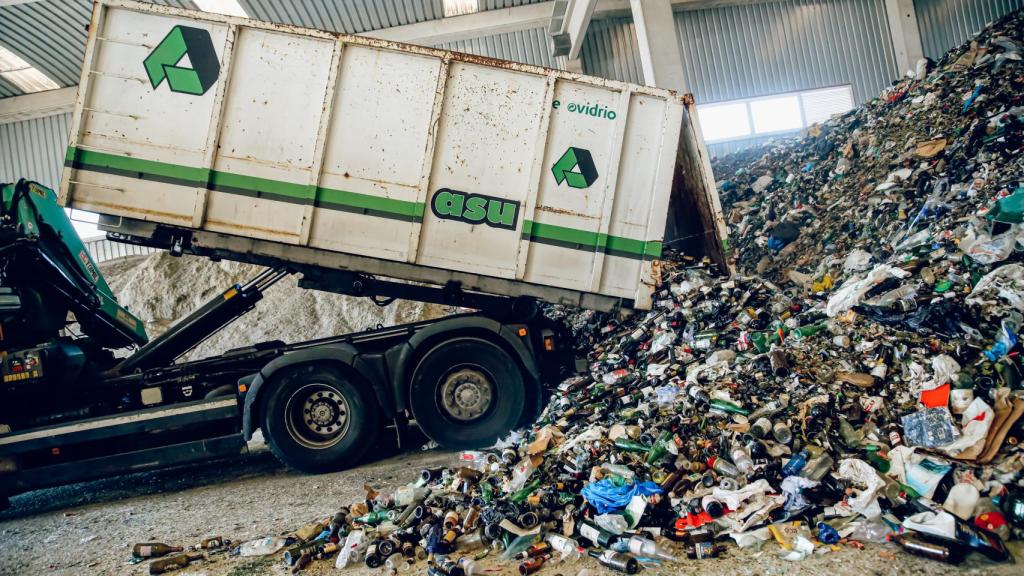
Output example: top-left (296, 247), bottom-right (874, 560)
top-left (62, 0), bottom-right (725, 311)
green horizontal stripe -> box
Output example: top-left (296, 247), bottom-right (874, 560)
top-left (317, 186), bottom-right (424, 219)
top-left (66, 147), bottom-right (661, 260)
top-left (66, 147), bottom-right (419, 219)
top-left (67, 147), bottom-right (209, 183)
top-left (210, 170), bottom-right (313, 202)
top-left (522, 220), bottom-right (661, 260)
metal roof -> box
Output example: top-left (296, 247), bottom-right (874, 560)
top-left (0, 0), bottom-right (551, 99)
top-left (0, 1), bottom-right (197, 97)
top-left (433, 26), bottom-right (563, 70)
top-left (238, 0), bottom-right (445, 34)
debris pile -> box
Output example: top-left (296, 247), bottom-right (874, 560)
top-left (129, 9), bottom-right (1024, 575)
top-left (717, 9), bottom-right (1024, 285)
top-left (101, 252), bottom-right (448, 361)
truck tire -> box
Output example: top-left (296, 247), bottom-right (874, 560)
top-left (262, 364), bottom-right (380, 473)
top-left (409, 338), bottom-right (524, 450)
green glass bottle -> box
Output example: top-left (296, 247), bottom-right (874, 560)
top-left (864, 445), bottom-right (890, 474)
top-left (509, 479), bottom-right (542, 504)
top-left (709, 398), bottom-right (749, 416)
top-left (614, 438), bottom-right (649, 453)
top-left (645, 431), bottom-right (673, 464)
top-left (792, 322), bottom-right (826, 340)
top-left (354, 510), bottom-right (390, 526)
top-left (750, 332), bottom-right (770, 353)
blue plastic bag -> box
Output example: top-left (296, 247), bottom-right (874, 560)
top-left (581, 479), bottom-right (662, 514)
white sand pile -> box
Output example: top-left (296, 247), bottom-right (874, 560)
top-left (101, 252), bottom-right (447, 360)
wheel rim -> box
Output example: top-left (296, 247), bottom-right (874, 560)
top-left (284, 383), bottom-right (351, 449)
top-left (438, 366), bottom-right (495, 422)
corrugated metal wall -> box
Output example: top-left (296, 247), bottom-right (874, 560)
top-left (578, 1), bottom-right (898, 156)
top-left (675, 0), bottom-right (897, 105)
top-left (915, 0), bottom-right (1024, 60)
top-left (580, 1), bottom-right (898, 105)
top-left (0, 113), bottom-right (71, 190)
top-left (433, 27), bottom-right (565, 70)
top-left (480, 0), bottom-right (548, 9)
top-left (239, 0), bottom-right (444, 34)
top-left (580, 17), bottom-right (644, 84)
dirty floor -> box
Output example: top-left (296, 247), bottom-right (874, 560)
top-left (1, 443), bottom-right (1020, 576)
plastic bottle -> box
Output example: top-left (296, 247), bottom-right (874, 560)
top-left (781, 449), bottom-right (809, 477)
top-left (601, 463), bottom-right (636, 482)
top-left (730, 445), bottom-right (754, 474)
top-left (458, 451), bottom-right (499, 473)
top-left (237, 536), bottom-right (290, 557)
top-left (457, 556), bottom-right (479, 576)
top-left (594, 513), bottom-right (629, 535)
top-left (335, 530), bottom-right (366, 568)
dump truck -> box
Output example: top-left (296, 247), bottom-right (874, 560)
top-left (0, 0), bottom-right (724, 503)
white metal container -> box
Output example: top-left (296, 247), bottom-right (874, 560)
top-left (61, 0), bottom-right (724, 310)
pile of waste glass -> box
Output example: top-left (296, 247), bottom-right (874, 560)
top-left (131, 9), bottom-right (1024, 575)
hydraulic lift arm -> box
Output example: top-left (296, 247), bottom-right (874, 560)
top-left (0, 179), bottom-right (147, 349)
top-left (113, 267), bottom-right (290, 375)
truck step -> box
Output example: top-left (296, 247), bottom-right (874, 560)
top-left (0, 397), bottom-right (238, 457)
top-left (0, 433), bottom-right (246, 493)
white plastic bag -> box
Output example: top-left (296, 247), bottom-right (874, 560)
top-left (833, 459), bottom-right (885, 517)
top-left (826, 265), bottom-right (911, 317)
top-left (968, 263), bottom-right (1024, 311)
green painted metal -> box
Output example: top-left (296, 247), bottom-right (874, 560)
top-left (1, 180), bottom-right (148, 345)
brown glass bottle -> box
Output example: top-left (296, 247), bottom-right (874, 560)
top-left (132, 542), bottom-right (183, 559)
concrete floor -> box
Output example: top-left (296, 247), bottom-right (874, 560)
top-left (0, 445), bottom-right (1019, 576)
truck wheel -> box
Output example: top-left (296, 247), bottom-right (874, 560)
top-left (262, 365), bottom-right (380, 473)
top-left (409, 338), bottom-right (524, 450)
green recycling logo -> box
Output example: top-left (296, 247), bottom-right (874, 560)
top-left (144, 26), bottom-right (220, 95)
top-left (552, 147), bottom-right (598, 189)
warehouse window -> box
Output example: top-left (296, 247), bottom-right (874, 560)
top-left (0, 45), bottom-right (59, 93)
top-left (444, 0), bottom-right (479, 17)
top-left (193, 0), bottom-right (248, 17)
top-left (698, 85), bottom-right (854, 144)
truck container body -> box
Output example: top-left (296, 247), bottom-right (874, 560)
top-left (61, 0), bottom-right (726, 312)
